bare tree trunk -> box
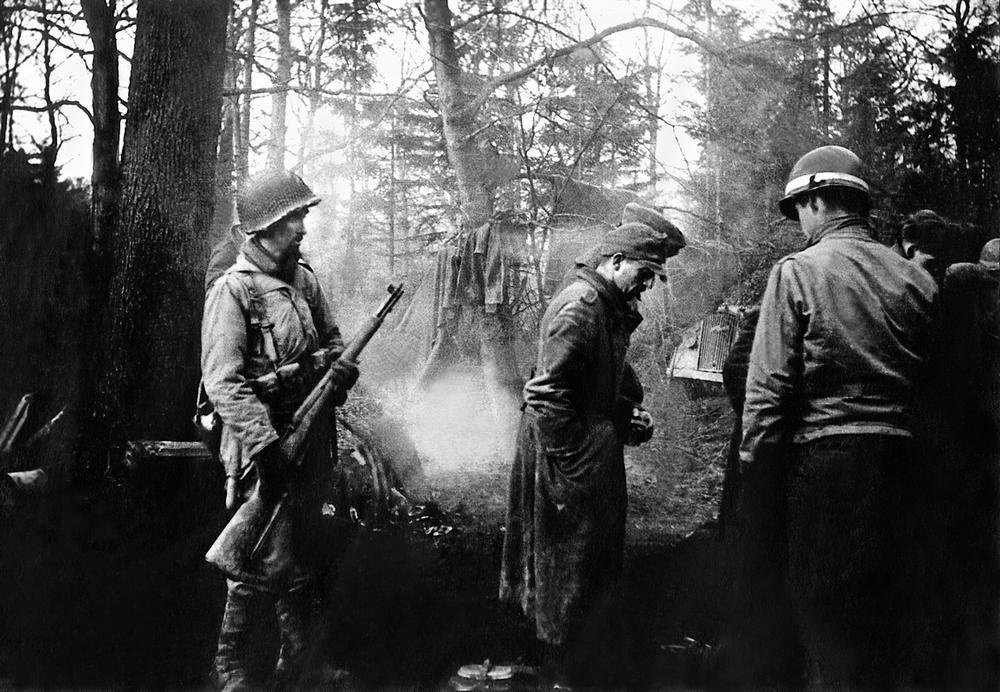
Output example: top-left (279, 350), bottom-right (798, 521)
top-left (237, 0), bottom-right (259, 179)
top-left (0, 14), bottom-right (23, 160)
top-left (296, 0), bottom-right (327, 178)
top-left (422, 0), bottom-right (521, 400)
top-left (39, 0), bottom-right (58, 157)
top-left (388, 109), bottom-right (396, 275)
top-left (212, 2), bottom-right (239, 246)
top-left (83, 0), bottom-right (231, 469)
top-left (267, 0), bottom-right (291, 170)
top-left (642, 2), bottom-right (663, 193)
top-left (422, 0), bottom-right (497, 228)
top-left (0, 9), bottom-right (11, 164)
top-left (81, 0), bottom-right (120, 255)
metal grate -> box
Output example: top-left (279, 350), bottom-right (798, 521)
top-left (697, 312), bottom-right (739, 373)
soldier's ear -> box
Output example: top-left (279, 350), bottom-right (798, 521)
top-left (901, 240), bottom-right (917, 260)
top-left (611, 253), bottom-right (625, 270)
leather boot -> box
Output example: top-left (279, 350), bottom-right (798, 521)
top-left (272, 584), bottom-right (318, 688)
top-left (214, 580), bottom-right (256, 691)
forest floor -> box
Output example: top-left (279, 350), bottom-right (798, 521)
top-left (0, 374), bottom-right (736, 690)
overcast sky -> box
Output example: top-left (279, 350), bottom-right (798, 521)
top-left (18, 0), bottom-right (883, 185)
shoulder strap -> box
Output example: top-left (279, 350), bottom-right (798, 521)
top-left (229, 271), bottom-right (279, 371)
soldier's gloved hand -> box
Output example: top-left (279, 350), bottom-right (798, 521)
top-left (329, 359), bottom-right (359, 406)
top-left (627, 407), bottom-right (654, 446)
top-left (253, 442), bottom-right (287, 504)
top-left (310, 348), bottom-right (333, 372)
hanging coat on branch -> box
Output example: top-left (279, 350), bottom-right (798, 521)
top-left (499, 265), bottom-right (637, 646)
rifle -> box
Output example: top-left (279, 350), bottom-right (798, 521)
top-left (205, 283), bottom-right (405, 582)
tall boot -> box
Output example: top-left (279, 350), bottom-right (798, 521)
top-left (214, 580), bottom-right (257, 692)
top-left (272, 583), bottom-right (319, 689)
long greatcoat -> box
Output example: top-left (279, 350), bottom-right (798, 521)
top-left (500, 266), bottom-right (635, 646)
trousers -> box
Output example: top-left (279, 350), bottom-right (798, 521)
top-left (214, 579), bottom-right (318, 691)
top-left (786, 434), bottom-right (915, 689)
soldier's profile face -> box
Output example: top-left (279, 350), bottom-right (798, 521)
top-left (269, 209), bottom-right (308, 259)
top-left (615, 257), bottom-right (656, 301)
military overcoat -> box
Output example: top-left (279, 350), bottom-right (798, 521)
top-left (500, 265), bottom-right (636, 645)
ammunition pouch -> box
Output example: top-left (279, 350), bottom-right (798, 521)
top-left (249, 349), bottom-right (331, 408)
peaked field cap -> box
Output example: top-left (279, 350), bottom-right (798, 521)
top-left (237, 169), bottom-right (322, 234)
top-left (600, 222), bottom-right (675, 280)
top-left (779, 145), bottom-right (870, 220)
top-left (622, 203), bottom-right (686, 256)
top-left (980, 238), bottom-right (1000, 270)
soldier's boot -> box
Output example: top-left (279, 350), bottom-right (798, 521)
top-left (214, 580), bottom-right (256, 692)
top-left (272, 584), bottom-right (318, 689)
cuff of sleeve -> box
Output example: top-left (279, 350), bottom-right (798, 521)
top-left (246, 425), bottom-right (280, 460)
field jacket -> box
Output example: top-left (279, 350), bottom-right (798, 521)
top-left (740, 215), bottom-right (938, 467)
top-left (201, 240), bottom-right (343, 476)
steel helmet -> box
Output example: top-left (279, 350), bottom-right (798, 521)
top-left (778, 145), bottom-right (870, 221)
top-left (980, 238), bottom-right (1000, 270)
top-left (236, 170), bottom-right (321, 234)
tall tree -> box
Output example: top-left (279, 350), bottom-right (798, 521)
top-left (236, 0), bottom-right (260, 179)
top-left (83, 0), bottom-right (231, 466)
top-left (81, 0), bottom-right (120, 254)
top-left (422, 0), bottom-right (499, 229)
top-left (267, 0), bottom-right (291, 169)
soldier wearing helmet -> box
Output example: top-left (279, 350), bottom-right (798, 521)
top-left (201, 170), bottom-right (358, 690)
top-left (897, 209), bottom-right (954, 285)
top-left (739, 146), bottom-right (939, 688)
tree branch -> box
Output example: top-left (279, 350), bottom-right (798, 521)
top-left (462, 17), bottom-right (721, 116)
top-left (12, 99), bottom-right (94, 123)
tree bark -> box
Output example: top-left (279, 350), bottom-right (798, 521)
top-left (211, 2), bottom-right (238, 247)
top-left (39, 0), bottom-right (59, 159)
top-left (296, 0), bottom-right (328, 178)
top-left (237, 0), bottom-right (259, 179)
top-left (422, 0), bottom-right (496, 229)
top-left (81, 0), bottom-right (120, 256)
top-left (86, 0), bottom-right (231, 460)
top-left (267, 0), bottom-right (291, 170)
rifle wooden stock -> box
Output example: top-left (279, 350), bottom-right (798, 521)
top-left (206, 284), bottom-right (405, 582)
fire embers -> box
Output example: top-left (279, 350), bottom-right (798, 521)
top-left (329, 443), bottom-right (455, 539)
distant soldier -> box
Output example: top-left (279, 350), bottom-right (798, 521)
top-left (201, 170), bottom-right (358, 690)
top-left (500, 204), bottom-right (685, 683)
top-left (925, 236), bottom-right (1000, 686)
top-left (740, 146), bottom-right (938, 688)
top-left (719, 305), bottom-right (760, 536)
top-left (897, 209), bottom-right (952, 285)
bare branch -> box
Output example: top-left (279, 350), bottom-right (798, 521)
top-left (462, 17), bottom-right (720, 116)
top-left (12, 99), bottom-right (94, 123)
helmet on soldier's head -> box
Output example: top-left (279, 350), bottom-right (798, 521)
top-left (779, 145), bottom-right (870, 221)
top-left (980, 238), bottom-right (1000, 271)
top-left (236, 170), bottom-right (321, 234)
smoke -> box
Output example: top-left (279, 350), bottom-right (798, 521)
top-left (398, 368), bottom-right (520, 477)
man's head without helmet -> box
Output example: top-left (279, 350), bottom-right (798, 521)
top-left (596, 204), bottom-right (686, 301)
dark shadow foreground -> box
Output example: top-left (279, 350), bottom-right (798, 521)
top-left (0, 469), bottom-right (729, 690)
